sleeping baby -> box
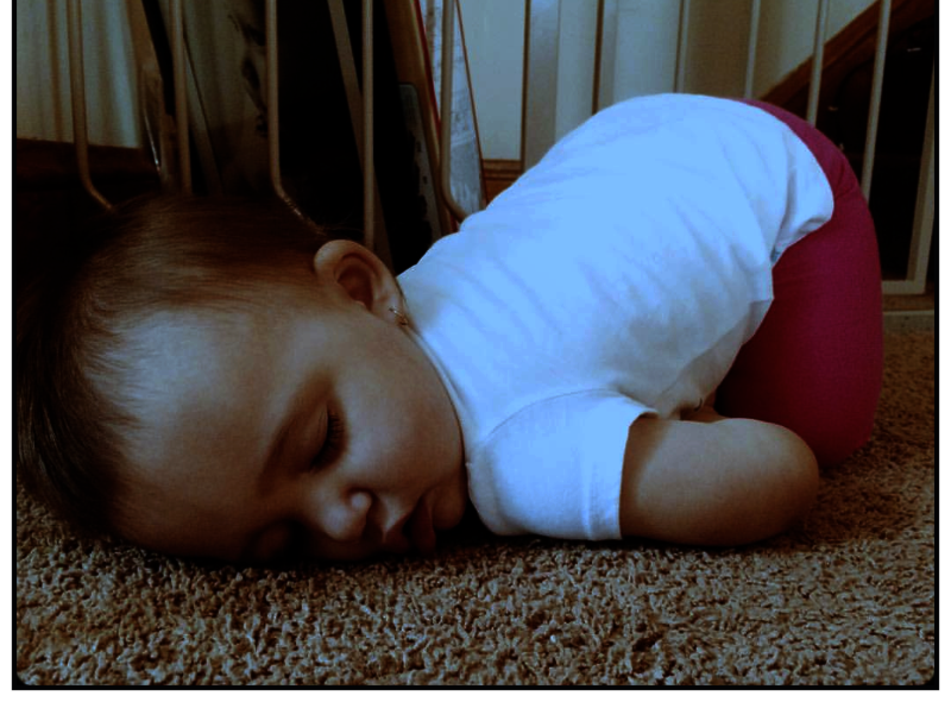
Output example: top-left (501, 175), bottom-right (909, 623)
top-left (16, 94), bottom-right (883, 564)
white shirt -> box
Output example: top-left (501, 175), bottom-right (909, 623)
top-left (398, 94), bottom-right (834, 540)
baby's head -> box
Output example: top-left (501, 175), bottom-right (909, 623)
top-left (17, 196), bottom-right (467, 564)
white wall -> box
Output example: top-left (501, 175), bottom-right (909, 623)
top-left (460, 0), bottom-right (877, 160)
top-left (16, 0), bottom-right (878, 156)
top-left (458, 0), bottom-right (527, 163)
top-left (554, 0), bottom-right (599, 143)
top-left (16, 0), bottom-right (147, 147)
top-left (612, 0), bottom-right (683, 102)
top-left (754, 0), bottom-right (877, 98)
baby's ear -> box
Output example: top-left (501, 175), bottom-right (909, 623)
top-left (311, 240), bottom-right (402, 317)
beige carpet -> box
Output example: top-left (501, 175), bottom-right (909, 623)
top-left (15, 329), bottom-right (935, 686)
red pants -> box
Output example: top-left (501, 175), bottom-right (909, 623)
top-left (716, 100), bottom-right (884, 466)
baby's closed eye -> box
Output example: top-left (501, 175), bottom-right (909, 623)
top-left (311, 409), bottom-right (345, 470)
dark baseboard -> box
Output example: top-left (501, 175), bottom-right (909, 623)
top-left (483, 158), bottom-right (522, 203)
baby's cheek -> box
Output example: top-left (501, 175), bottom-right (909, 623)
top-left (244, 523), bottom-right (294, 564)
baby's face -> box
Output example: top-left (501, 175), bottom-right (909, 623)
top-left (119, 249), bottom-right (467, 564)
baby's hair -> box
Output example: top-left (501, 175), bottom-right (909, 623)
top-left (16, 195), bottom-right (341, 538)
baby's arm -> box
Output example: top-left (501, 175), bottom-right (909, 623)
top-left (619, 411), bottom-right (818, 546)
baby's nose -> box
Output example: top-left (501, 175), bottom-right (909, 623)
top-left (317, 490), bottom-right (372, 543)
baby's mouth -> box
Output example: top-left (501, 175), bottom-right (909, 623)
top-left (382, 501), bottom-right (437, 556)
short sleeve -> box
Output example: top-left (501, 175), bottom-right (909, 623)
top-left (466, 391), bottom-right (654, 540)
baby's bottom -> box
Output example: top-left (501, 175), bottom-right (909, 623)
top-left (715, 100), bottom-right (883, 467)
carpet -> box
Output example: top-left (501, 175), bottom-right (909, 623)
top-left (15, 329), bottom-right (936, 686)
